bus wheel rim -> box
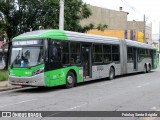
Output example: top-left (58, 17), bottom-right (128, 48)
top-left (144, 65), bottom-right (146, 72)
top-left (67, 76), bottom-right (73, 84)
top-left (110, 71), bottom-right (113, 78)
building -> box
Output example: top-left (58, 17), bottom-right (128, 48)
top-left (80, 4), bottom-right (152, 44)
top-left (152, 34), bottom-right (159, 51)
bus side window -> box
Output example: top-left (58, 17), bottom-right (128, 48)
top-left (50, 42), bottom-right (61, 62)
top-left (61, 42), bottom-right (69, 65)
top-left (70, 42), bottom-right (81, 65)
top-left (112, 45), bottom-right (120, 62)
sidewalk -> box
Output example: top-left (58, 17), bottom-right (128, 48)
top-left (0, 80), bottom-right (22, 91)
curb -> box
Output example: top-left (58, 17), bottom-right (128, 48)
top-left (0, 86), bottom-right (22, 92)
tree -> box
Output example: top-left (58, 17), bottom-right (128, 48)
top-left (0, 0), bottom-right (108, 69)
top-left (97, 24), bottom-right (108, 31)
top-left (0, 0), bottom-right (95, 40)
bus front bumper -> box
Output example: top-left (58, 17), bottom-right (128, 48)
top-left (9, 73), bottom-right (45, 86)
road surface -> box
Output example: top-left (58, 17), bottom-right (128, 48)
top-left (1, 67), bottom-right (160, 120)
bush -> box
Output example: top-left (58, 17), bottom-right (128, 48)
top-left (0, 70), bottom-right (8, 81)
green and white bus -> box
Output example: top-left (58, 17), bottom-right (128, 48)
top-left (8, 29), bottom-right (158, 88)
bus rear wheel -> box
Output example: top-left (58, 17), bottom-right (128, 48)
top-left (143, 64), bottom-right (147, 73)
top-left (66, 71), bottom-right (76, 88)
top-left (109, 67), bottom-right (115, 80)
top-left (147, 64), bottom-right (151, 73)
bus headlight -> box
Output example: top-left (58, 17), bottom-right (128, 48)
top-left (32, 68), bottom-right (44, 76)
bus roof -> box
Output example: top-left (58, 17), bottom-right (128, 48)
top-left (12, 29), bottom-right (68, 41)
top-left (125, 39), bottom-right (153, 49)
top-left (12, 29), bottom-right (154, 49)
top-left (12, 29), bottom-right (120, 44)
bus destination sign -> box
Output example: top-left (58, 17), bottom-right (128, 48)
top-left (12, 40), bottom-right (40, 46)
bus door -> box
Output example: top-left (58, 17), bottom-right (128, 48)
top-left (150, 50), bottom-right (154, 68)
top-left (82, 45), bottom-right (91, 79)
top-left (133, 48), bottom-right (138, 70)
top-left (151, 50), bottom-right (157, 69)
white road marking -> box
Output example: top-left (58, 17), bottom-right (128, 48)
top-left (141, 107), bottom-right (160, 120)
top-left (66, 103), bottom-right (88, 110)
top-left (137, 82), bottom-right (150, 88)
top-left (44, 103), bottom-right (88, 118)
top-left (97, 82), bottom-right (113, 87)
top-left (0, 99), bottom-right (37, 108)
top-left (140, 107), bottom-right (160, 120)
top-left (151, 107), bottom-right (157, 110)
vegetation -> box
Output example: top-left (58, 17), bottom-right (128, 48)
top-left (0, 70), bottom-right (8, 81)
top-left (0, 0), bottom-right (90, 39)
top-left (0, 0), bottom-right (108, 69)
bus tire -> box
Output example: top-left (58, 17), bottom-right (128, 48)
top-left (143, 64), bottom-right (147, 73)
top-left (147, 64), bottom-right (151, 73)
top-left (109, 67), bottom-right (115, 80)
top-left (66, 71), bottom-right (76, 88)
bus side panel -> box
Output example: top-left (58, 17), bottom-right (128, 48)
top-left (92, 64), bottom-right (121, 79)
top-left (44, 66), bottom-right (83, 87)
top-left (120, 40), bottom-right (127, 75)
top-left (153, 51), bottom-right (158, 69)
top-left (138, 58), bottom-right (152, 72)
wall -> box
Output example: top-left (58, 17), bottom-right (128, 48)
top-left (86, 29), bottom-right (144, 43)
top-left (80, 4), bottom-right (128, 30)
top-left (80, 4), bottom-right (152, 44)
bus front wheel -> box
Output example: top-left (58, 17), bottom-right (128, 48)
top-left (66, 71), bottom-right (76, 88)
top-left (109, 67), bottom-right (115, 80)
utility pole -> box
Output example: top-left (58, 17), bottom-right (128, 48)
top-left (59, 0), bottom-right (64, 30)
top-left (144, 14), bottom-right (146, 43)
top-left (159, 22), bottom-right (160, 52)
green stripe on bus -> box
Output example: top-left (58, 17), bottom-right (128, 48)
top-left (13, 30), bottom-right (68, 41)
top-left (44, 66), bottom-right (83, 87)
top-left (10, 64), bottom-right (44, 77)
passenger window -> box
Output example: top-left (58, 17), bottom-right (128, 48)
top-left (112, 45), bottom-right (120, 62)
top-left (50, 42), bottom-right (61, 62)
top-left (61, 42), bottom-right (69, 64)
top-left (70, 42), bottom-right (81, 65)
top-left (127, 47), bottom-right (133, 62)
top-left (93, 44), bottom-right (103, 63)
top-left (103, 45), bottom-right (111, 63)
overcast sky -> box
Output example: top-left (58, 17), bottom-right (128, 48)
top-left (83, 0), bottom-right (160, 34)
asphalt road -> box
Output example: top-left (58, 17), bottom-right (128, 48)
top-left (1, 67), bottom-right (160, 120)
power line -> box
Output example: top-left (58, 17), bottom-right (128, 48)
top-left (120, 0), bottom-right (153, 23)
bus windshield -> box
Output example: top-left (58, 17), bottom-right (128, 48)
top-left (10, 46), bottom-right (44, 68)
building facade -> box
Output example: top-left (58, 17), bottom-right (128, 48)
top-left (80, 4), bottom-right (152, 44)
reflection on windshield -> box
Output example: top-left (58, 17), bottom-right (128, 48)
top-left (11, 47), bottom-right (44, 68)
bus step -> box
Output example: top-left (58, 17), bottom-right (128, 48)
top-left (84, 76), bottom-right (92, 81)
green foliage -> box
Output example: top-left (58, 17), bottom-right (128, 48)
top-left (0, 70), bottom-right (8, 81)
top-left (0, 0), bottom-right (94, 39)
top-left (97, 24), bottom-right (108, 31)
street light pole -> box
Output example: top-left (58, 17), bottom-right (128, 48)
top-left (59, 0), bottom-right (64, 30)
top-left (159, 22), bottom-right (160, 52)
top-left (144, 14), bottom-right (146, 43)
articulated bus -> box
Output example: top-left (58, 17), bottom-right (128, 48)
top-left (8, 30), bottom-right (158, 88)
